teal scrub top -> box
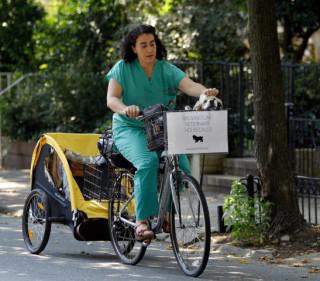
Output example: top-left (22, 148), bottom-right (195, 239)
top-left (106, 59), bottom-right (185, 128)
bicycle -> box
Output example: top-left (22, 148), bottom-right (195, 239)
top-left (104, 98), bottom-right (225, 277)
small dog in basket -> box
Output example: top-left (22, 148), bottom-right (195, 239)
top-left (193, 92), bottom-right (222, 111)
top-left (192, 135), bottom-right (204, 143)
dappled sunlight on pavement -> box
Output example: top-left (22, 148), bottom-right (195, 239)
top-left (0, 169), bottom-right (30, 216)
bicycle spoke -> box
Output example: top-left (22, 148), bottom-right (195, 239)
top-left (109, 172), bottom-right (146, 265)
top-left (170, 175), bottom-right (210, 277)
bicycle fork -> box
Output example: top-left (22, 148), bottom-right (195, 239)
top-left (170, 171), bottom-right (183, 226)
top-left (150, 167), bottom-right (169, 233)
top-left (115, 165), bottom-right (184, 233)
top-left (170, 168), bottom-right (200, 229)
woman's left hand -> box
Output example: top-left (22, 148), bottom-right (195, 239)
top-left (202, 88), bottom-right (219, 97)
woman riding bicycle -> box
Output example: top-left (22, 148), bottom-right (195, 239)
top-left (106, 24), bottom-right (218, 241)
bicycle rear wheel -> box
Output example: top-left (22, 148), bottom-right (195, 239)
top-left (22, 189), bottom-right (51, 254)
top-left (108, 172), bottom-right (146, 265)
top-left (170, 174), bottom-right (211, 277)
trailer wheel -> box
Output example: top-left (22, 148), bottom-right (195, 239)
top-left (22, 189), bottom-right (51, 254)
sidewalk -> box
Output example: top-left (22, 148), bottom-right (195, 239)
top-left (0, 169), bottom-right (30, 216)
top-left (0, 169), bottom-right (319, 274)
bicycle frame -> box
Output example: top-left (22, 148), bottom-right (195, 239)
top-left (116, 153), bottom-right (183, 234)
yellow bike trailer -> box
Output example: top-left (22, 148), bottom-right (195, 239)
top-left (21, 132), bottom-right (135, 254)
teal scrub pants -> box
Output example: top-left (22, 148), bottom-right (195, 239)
top-left (113, 125), bottom-right (191, 221)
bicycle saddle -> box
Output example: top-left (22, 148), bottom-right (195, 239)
top-left (109, 152), bottom-right (136, 172)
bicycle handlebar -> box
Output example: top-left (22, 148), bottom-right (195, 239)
top-left (123, 95), bottom-right (224, 120)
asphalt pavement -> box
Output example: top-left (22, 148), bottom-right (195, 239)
top-left (0, 169), bottom-right (320, 281)
top-left (0, 169), bottom-right (30, 217)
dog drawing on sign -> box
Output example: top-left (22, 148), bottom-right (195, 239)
top-left (193, 135), bottom-right (204, 143)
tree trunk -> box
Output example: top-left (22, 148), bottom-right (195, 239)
top-left (248, 0), bottom-right (305, 237)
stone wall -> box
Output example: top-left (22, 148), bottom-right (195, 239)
top-left (1, 137), bottom-right (37, 169)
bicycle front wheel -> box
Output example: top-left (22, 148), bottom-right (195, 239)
top-left (170, 174), bottom-right (211, 277)
top-left (108, 172), bottom-right (146, 265)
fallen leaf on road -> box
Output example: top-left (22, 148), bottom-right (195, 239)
top-left (259, 256), bottom-right (273, 261)
top-left (258, 256), bottom-right (287, 265)
top-left (309, 268), bottom-right (320, 274)
top-left (239, 258), bottom-right (249, 264)
top-left (292, 259), bottom-right (310, 267)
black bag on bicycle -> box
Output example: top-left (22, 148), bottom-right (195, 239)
top-left (143, 104), bottom-right (165, 151)
top-left (97, 129), bottom-right (135, 171)
top-left (97, 129), bottom-right (114, 160)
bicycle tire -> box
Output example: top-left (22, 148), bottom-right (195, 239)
top-left (170, 174), bottom-right (211, 277)
top-left (108, 172), bottom-right (146, 265)
top-left (22, 189), bottom-right (51, 254)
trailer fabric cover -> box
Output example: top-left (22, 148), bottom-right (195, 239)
top-left (30, 133), bottom-right (108, 219)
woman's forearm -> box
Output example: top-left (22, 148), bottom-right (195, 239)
top-left (106, 79), bottom-right (127, 114)
top-left (186, 82), bottom-right (207, 97)
top-left (107, 96), bottom-right (127, 114)
top-left (179, 77), bottom-right (219, 97)
top-left (179, 77), bottom-right (207, 97)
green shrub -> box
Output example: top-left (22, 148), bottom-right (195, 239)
top-left (0, 63), bottom-right (112, 141)
top-left (223, 180), bottom-right (272, 245)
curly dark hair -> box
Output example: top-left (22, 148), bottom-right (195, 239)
top-left (120, 24), bottom-right (167, 63)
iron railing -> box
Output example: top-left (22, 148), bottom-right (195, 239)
top-left (174, 61), bottom-right (320, 159)
top-left (289, 118), bottom-right (320, 177)
top-left (296, 176), bottom-right (320, 225)
top-left (242, 174), bottom-right (320, 225)
top-left (0, 72), bottom-right (13, 92)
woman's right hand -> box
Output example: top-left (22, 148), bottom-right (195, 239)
top-left (122, 105), bottom-right (140, 118)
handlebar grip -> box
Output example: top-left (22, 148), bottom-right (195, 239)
top-left (136, 111), bottom-right (144, 120)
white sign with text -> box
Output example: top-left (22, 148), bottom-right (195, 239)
top-left (165, 110), bottom-right (228, 154)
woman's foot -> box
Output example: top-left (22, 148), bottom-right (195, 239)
top-left (135, 221), bottom-right (154, 241)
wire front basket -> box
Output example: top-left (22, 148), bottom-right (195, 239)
top-left (82, 163), bottom-right (115, 201)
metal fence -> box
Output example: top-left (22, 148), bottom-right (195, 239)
top-left (296, 176), bottom-right (320, 224)
top-left (174, 61), bottom-right (320, 158)
top-left (289, 118), bottom-right (320, 177)
top-left (242, 174), bottom-right (320, 225)
top-left (0, 72), bottom-right (12, 91)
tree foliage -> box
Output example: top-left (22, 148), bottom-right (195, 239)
top-left (35, 0), bottom-right (128, 69)
top-left (1, 0), bottom-right (128, 140)
top-left (0, 0), bottom-right (45, 72)
top-left (276, 0), bottom-right (320, 62)
top-left (154, 0), bottom-right (248, 61)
